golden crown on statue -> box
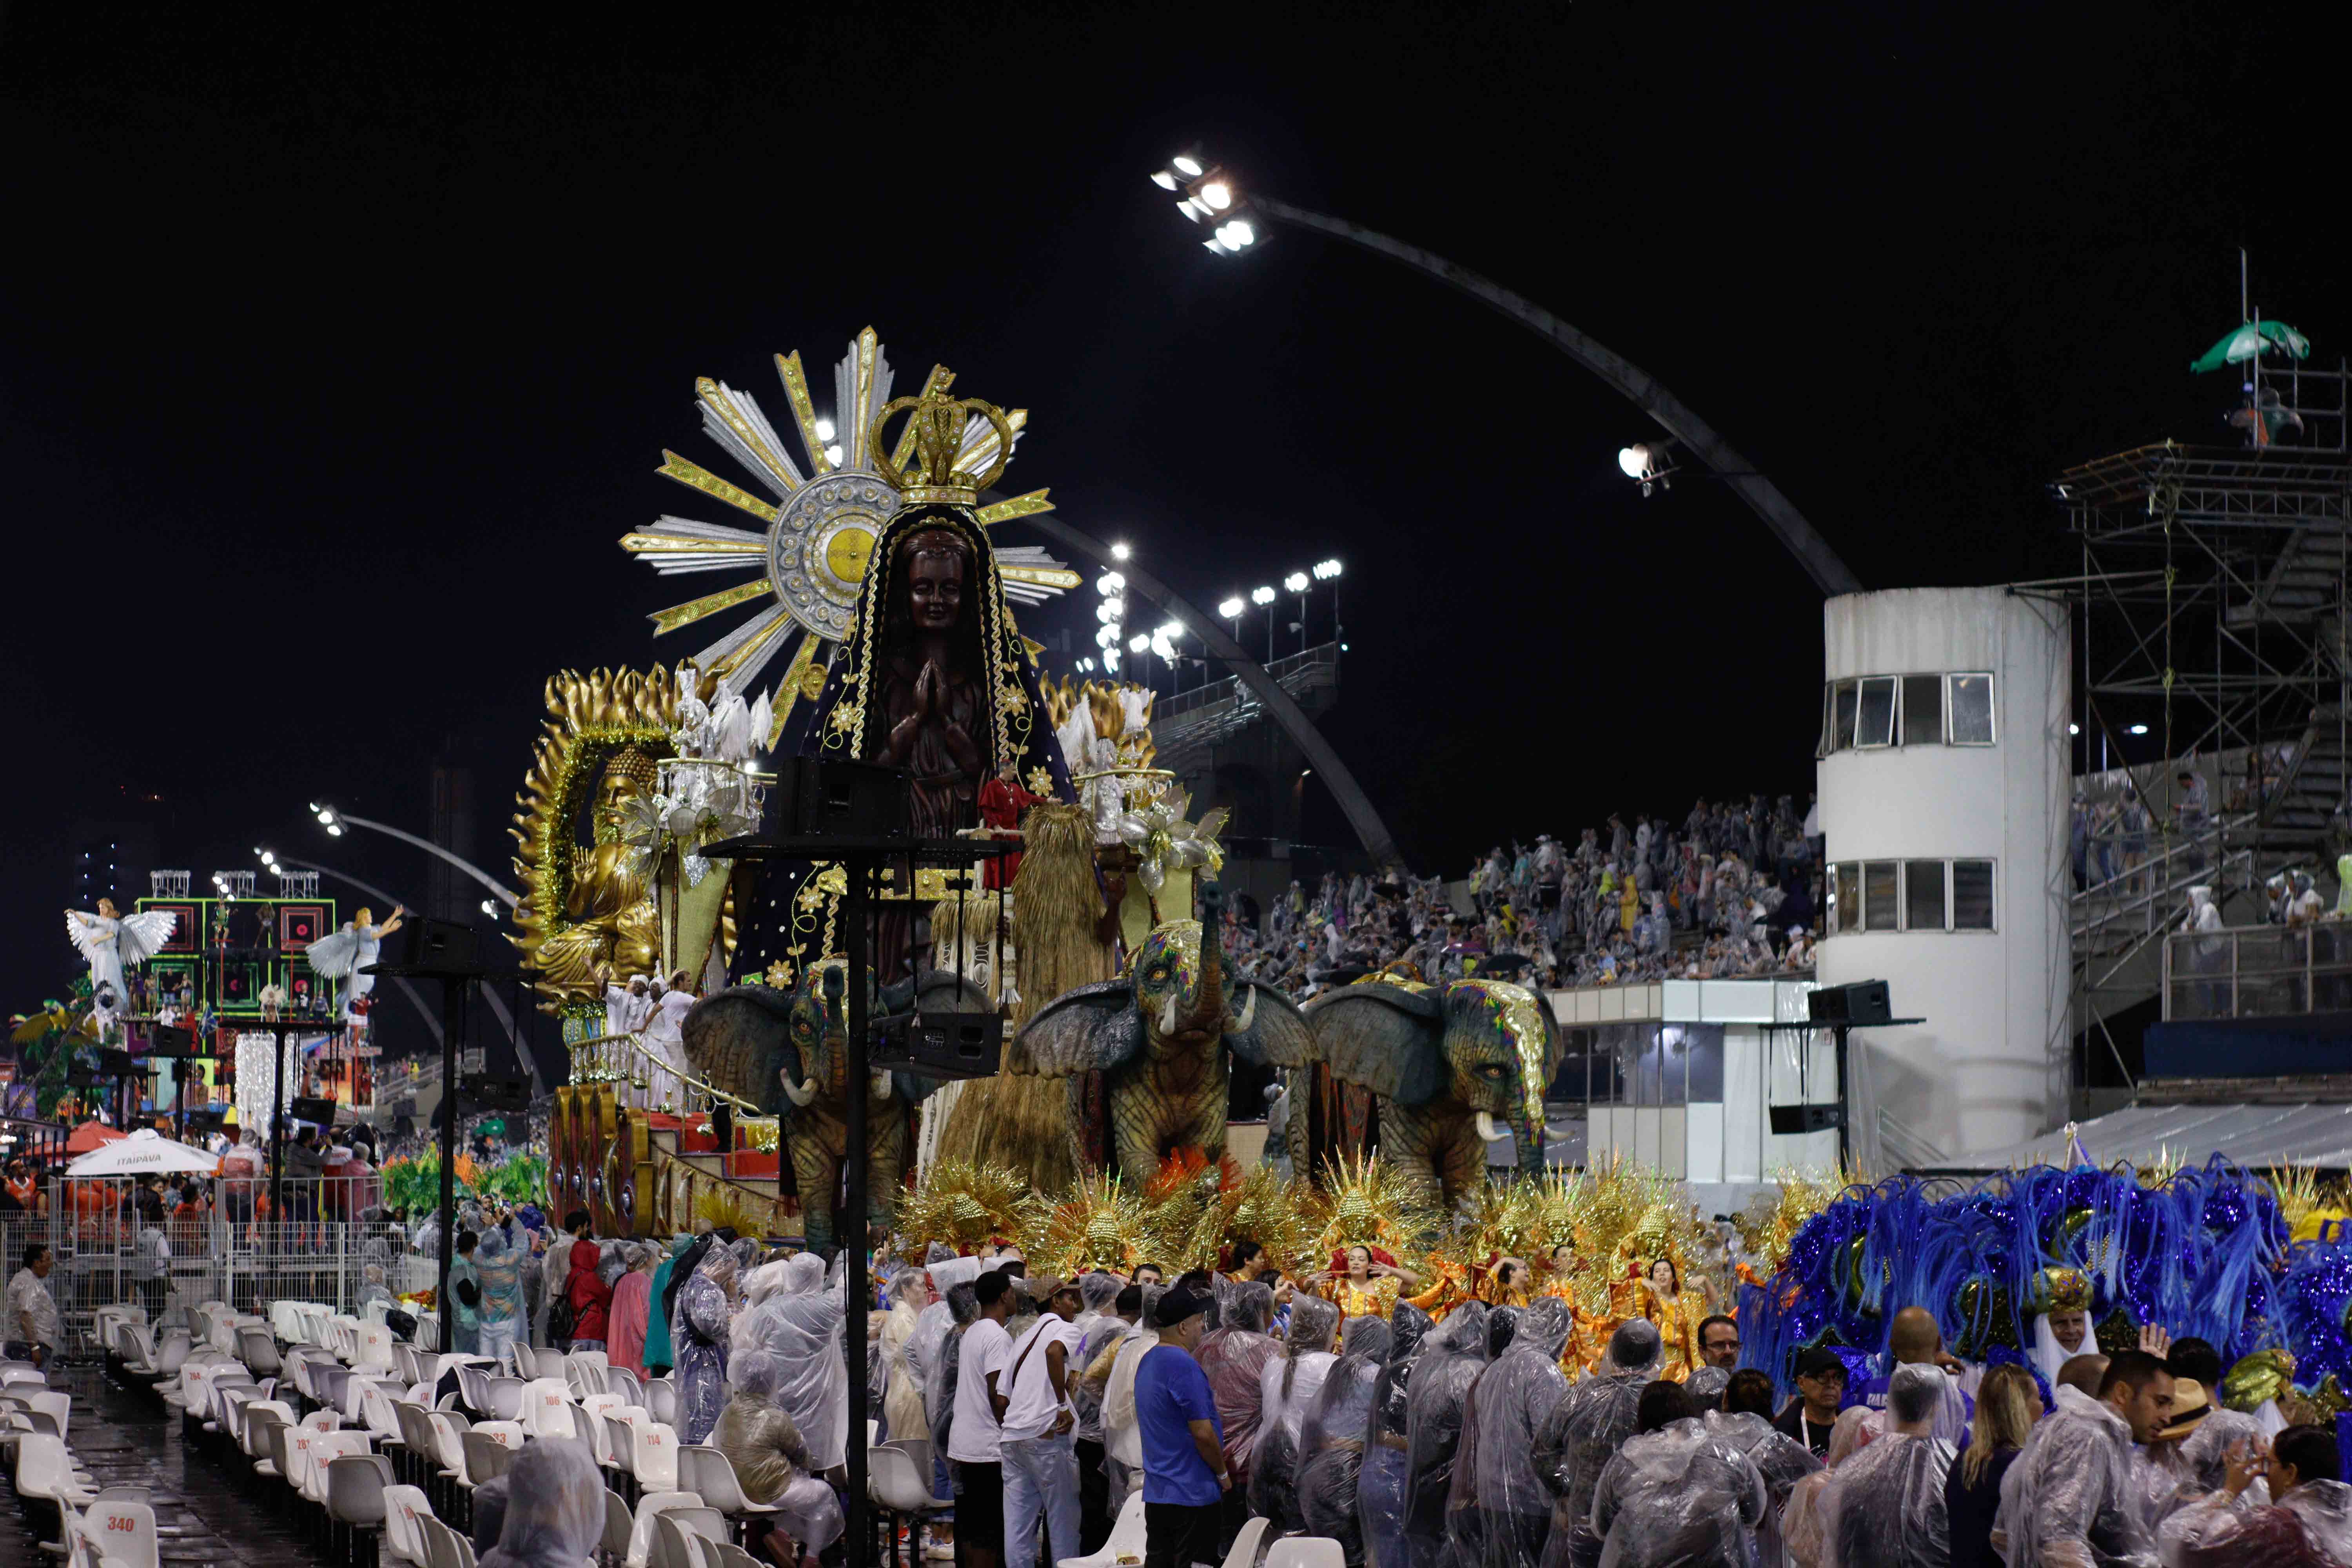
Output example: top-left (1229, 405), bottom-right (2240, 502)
top-left (870, 387), bottom-right (1018, 507)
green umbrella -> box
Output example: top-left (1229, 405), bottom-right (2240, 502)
top-left (2190, 319), bottom-right (2311, 374)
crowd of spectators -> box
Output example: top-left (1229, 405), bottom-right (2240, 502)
top-left (1226, 794), bottom-right (1824, 999)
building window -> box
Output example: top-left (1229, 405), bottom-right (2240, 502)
top-left (1831, 863), bottom-right (1859, 934)
top-left (1863, 862), bottom-right (1900, 930)
top-left (1948, 673), bottom-right (1995, 744)
top-left (1855, 677), bottom-right (1898, 749)
top-left (1953, 860), bottom-right (1996, 929)
top-left (1831, 681), bottom-right (1859, 753)
top-left (1900, 674), bottom-right (1944, 745)
top-left (1905, 860), bottom-right (1948, 931)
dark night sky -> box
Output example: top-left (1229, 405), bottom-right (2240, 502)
top-left (2, 3), bottom-right (2339, 1026)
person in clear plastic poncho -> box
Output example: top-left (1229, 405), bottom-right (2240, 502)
top-left (2158, 1421), bottom-right (2352, 1566)
top-left (745, 1251), bottom-right (849, 1475)
top-left (1299, 1314), bottom-right (1395, 1565)
top-left (1253, 1293), bottom-right (1344, 1530)
top-left (715, 1346), bottom-right (847, 1562)
top-left (1467, 1297), bottom-right (1577, 1568)
top-left (1580, 1380), bottom-right (1765, 1568)
top-left (1815, 1363), bottom-right (1955, 1568)
top-left (1993, 1349), bottom-right (2173, 1568)
top-left (1447, 1305), bottom-right (1526, 1568)
top-left (1403, 1301), bottom-right (1493, 1568)
top-left (475, 1436), bottom-right (603, 1568)
top-left (1101, 1284), bottom-right (1167, 1507)
top-left (674, 1239), bottom-right (742, 1445)
top-left (929, 1282), bottom-right (983, 1462)
top-left (1701, 1372), bottom-right (1819, 1568)
top-left (1533, 1318), bottom-right (1662, 1568)
top-left (1360, 1302), bottom-right (1434, 1568)
top-left (1200, 1280), bottom-right (1284, 1495)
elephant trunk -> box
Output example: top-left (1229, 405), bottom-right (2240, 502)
top-left (1180, 933), bottom-right (1226, 1038)
top-left (1472, 1107), bottom-right (1550, 1172)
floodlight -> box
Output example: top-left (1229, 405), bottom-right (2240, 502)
top-left (815, 417), bottom-right (836, 441)
top-left (824, 444), bottom-right (845, 466)
top-left (1172, 154), bottom-right (1203, 177)
top-left (1103, 597), bottom-right (1125, 619)
top-left (1284, 572), bottom-right (1308, 593)
top-left (480, 900), bottom-right (497, 916)
top-left (1156, 622), bottom-right (1182, 640)
top-left (1201, 181), bottom-right (1232, 211)
top-left (2068, 723), bottom-right (2081, 736)
top-left (1314, 559), bottom-right (1342, 579)
top-left (1218, 597), bottom-right (1245, 618)
top-left (1251, 585), bottom-right (1275, 605)
top-left (1178, 199), bottom-right (1205, 222)
top-left (1150, 170), bottom-right (1179, 191)
top-left (1111, 542), bottom-right (1132, 561)
top-left (1129, 633), bottom-right (1149, 653)
top-left (2128, 723), bottom-right (2150, 735)
top-left (1617, 445), bottom-right (1649, 478)
top-left (1095, 626), bottom-right (1118, 649)
top-left (1220, 220), bottom-right (1254, 248)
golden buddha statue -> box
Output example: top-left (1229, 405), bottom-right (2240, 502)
top-left (531, 744), bottom-right (663, 995)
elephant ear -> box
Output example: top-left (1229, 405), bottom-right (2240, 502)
top-left (681, 985), bottom-right (799, 1114)
top-left (1224, 980), bottom-right (1315, 1069)
top-left (1007, 978), bottom-right (1143, 1078)
top-left (1303, 983), bottom-right (1446, 1105)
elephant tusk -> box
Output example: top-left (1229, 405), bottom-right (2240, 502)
top-left (782, 1072), bottom-right (819, 1108)
top-left (871, 1069), bottom-right (894, 1100)
top-left (1159, 994), bottom-right (1179, 1037)
top-left (1227, 985), bottom-right (1257, 1034)
top-left (1474, 1110), bottom-right (1502, 1144)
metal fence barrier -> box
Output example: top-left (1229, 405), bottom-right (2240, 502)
top-left (10, 1176), bottom-right (435, 1356)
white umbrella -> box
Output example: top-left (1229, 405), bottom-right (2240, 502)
top-left (65, 1127), bottom-right (221, 1177)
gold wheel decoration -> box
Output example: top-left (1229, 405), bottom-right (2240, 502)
top-left (510, 666), bottom-right (739, 1006)
top-left (619, 327), bottom-right (1080, 746)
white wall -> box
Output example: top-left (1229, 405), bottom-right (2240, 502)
top-left (1816, 587), bottom-right (2071, 1166)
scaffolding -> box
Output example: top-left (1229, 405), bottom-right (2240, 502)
top-left (2058, 356), bottom-right (2352, 1090)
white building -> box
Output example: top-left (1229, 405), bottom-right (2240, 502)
top-left (1813, 586), bottom-right (2071, 1168)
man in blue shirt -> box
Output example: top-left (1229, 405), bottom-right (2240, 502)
top-left (1133, 1286), bottom-right (1230, 1568)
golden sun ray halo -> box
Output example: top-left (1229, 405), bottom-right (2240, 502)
top-left (618, 327), bottom-right (1083, 744)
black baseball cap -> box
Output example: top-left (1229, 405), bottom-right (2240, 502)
top-left (1795, 1347), bottom-right (1847, 1380)
top-left (1153, 1286), bottom-right (1210, 1328)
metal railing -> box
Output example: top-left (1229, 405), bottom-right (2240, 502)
top-left (2163, 922), bottom-right (2352, 1020)
top-left (568, 1029), bottom-right (766, 1120)
top-left (8, 1177), bottom-right (430, 1356)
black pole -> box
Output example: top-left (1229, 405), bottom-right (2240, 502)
top-left (270, 1025), bottom-right (287, 1226)
top-left (1833, 1024), bottom-right (1851, 1168)
top-left (843, 859), bottom-right (870, 1563)
top-left (436, 981), bottom-right (464, 1352)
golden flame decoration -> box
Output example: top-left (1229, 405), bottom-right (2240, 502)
top-left (894, 1159), bottom-right (1031, 1259)
top-left (1018, 1172), bottom-right (1158, 1277)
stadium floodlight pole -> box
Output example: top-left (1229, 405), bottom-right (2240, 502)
top-left (311, 803), bottom-right (522, 908)
top-left (1153, 154), bottom-right (1863, 597)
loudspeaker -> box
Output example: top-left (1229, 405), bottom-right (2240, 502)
top-left (766, 756), bottom-right (912, 840)
top-left (290, 1095), bottom-right (340, 1126)
top-left (149, 1022), bottom-right (199, 1057)
top-left (870, 1008), bottom-right (1004, 1079)
top-left (1806, 979), bottom-right (1893, 1027)
top-left (460, 1075), bottom-right (530, 1112)
top-left (1769, 1103), bottom-right (1845, 1134)
top-left (389, 916), bottom-right (477, 969)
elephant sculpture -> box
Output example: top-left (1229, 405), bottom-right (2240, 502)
top-left (682, 960), bottom-right (989, 1254)
top-left (1296, 976), bottom-right (1564, 1210)
top-left (1009, 915), bottom-right (1313, 1178)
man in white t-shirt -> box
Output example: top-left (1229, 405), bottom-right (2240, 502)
top-left (949, 1270), bottom-right (1018, 1568)
top-left (998, 1276), bottom-right (1087, 1568)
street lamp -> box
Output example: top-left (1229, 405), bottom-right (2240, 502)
top-left (1284, 571), bottom-right (1310, 654)
top-left (1218, 595), bottom-right (1245, 619)
top-left (313, 802), bottom-right (519, 906)
top-left (1149, 152), bottom-right (1860, 596)
top-left (1617, 440), bottom-right (1677, 497)
top-left (1250, 585), bottom-right (1276, 661)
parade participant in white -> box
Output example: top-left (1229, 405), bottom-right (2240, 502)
top-left (303, 905), bottom-right (407, 1021)
top-left (64, 898), bottom-right (176, 1028)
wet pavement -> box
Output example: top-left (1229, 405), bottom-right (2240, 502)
top-left (4, 1359), bottom-right (331, 1568)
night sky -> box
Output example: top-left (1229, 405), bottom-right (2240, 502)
top-left (3, 4), bottom-right (2339, 1034)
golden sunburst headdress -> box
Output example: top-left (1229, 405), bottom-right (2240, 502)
top-left (1019, 1172), bottom-right (1157, 1277)
top-left (619, 329), bottom-right (1078, 746)
top-left (895, 1159), bottom-right (1029, 1259)
top-left (1305, 1152), bottom-right (1437, 1272)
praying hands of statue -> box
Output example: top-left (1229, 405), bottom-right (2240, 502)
top-left (885, 659), bottom-right (982, 774)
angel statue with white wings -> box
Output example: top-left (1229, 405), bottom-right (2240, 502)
top-left (64, 898), bottom-right (176, 1033)
top-left (303, 905), bottom-right (406, 1022)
